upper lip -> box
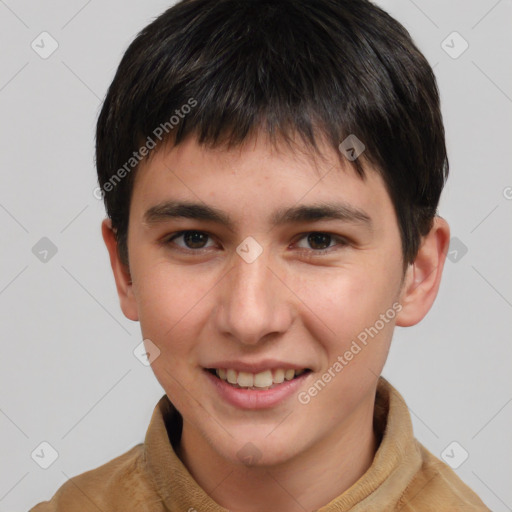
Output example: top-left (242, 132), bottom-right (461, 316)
top-left (204, 359), bottom-right (311, 374)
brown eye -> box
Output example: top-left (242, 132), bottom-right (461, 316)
top-left (182, 231), bottom-right (209, 249)
top-left (166, 231), bottom-right (215, 251)
top-left (306, 233), bottom-right (332, 250)
top-left (294, 232), bottom-right (349, 256)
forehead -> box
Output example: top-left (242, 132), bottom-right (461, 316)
top-left (131, 131), bottom-right (395, 230)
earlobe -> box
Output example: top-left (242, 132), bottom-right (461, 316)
top-left (101, 219), bottom-right (139, 322)
top-left (395, 216), bottom-right (450, 327)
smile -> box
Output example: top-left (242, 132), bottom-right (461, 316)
top-left (204, 367), bottom-right (313, 409)
top-left (206, 367), bottom-right (311, 390)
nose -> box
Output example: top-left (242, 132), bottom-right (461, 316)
top-left (215, 248), bottom-right (293, 346)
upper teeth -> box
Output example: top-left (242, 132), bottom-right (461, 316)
top-left (215, 368), bottom-right (306, 388)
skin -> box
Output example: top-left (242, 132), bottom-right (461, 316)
top-left (102, 130), bottom-right (450, 512)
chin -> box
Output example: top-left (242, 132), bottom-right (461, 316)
top-left (220, 433), bottom-right (303, 468)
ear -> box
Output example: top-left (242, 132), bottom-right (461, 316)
top-left (101, 218), bottom-right (139, 321)
top-left (395, 216), bottom-right (450, 327)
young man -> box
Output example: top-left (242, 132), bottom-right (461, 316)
top-left (31, 0), bottom-right (490, 510)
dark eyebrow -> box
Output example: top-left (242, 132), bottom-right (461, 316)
top-left (143, 200), bottom-right (372, 230)
top-left (270, 201), bottom-right (372, 228)
top-left (144, 201), bottom-right (233, 228)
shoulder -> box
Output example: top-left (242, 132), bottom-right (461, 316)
top-left (29, 443), bottom-right (161, 512)
top-left (396, 441), bottom-right (491, 511)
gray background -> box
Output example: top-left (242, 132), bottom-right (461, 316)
top-left (0, 0), bottom-right (510, 510)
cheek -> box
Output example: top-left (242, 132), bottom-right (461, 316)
top-left (294, 267), bottom-right (390, 335)
top-left (291, 265), bottom-right (398, 377)
top-left (133, 262), bottom-right (215, 353)
top-left (132, 264), bottom-right (214, 407)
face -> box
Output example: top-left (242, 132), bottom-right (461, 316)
top-left (119, 131), bottom-right (409, 466)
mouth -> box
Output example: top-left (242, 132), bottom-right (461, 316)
top-left (204, 367), bottom-right (313, 391)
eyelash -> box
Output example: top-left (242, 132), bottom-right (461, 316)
top-left (163, 230), bottom-right (349, 257)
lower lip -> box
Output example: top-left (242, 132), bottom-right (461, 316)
top-left (204, 369), bottom-right (311, 410)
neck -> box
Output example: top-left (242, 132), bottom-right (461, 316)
top-left (176, 396), bottom-right (378, 512)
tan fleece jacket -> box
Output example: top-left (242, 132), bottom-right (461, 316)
top-left (29, 376), bottom-right (490, 511)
